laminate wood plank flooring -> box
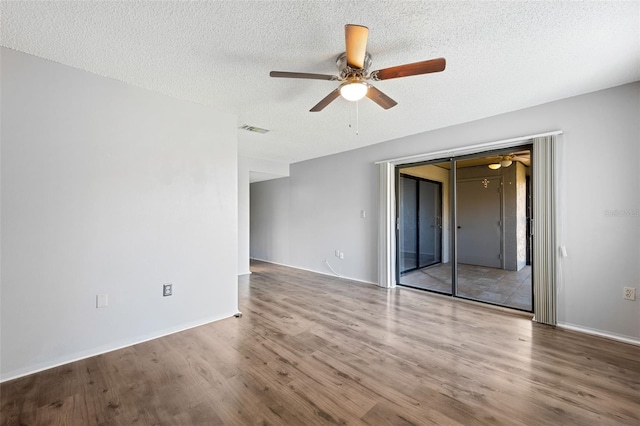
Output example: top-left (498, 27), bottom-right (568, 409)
top-left (2, 260), bottom-right (639, 425)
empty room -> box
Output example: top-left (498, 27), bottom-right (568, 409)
top-left (1, 1), bottom-right (639, 425)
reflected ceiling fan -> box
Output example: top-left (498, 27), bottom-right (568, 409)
top-left (270, 24), bottom-right (446, 112)
top-left (488, 152), bottom-right (531, 169)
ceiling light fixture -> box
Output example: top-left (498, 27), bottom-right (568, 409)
top-left (488, 155), bottom-right (513, 170)
top-left (339, 80), bottom-right (368, 101)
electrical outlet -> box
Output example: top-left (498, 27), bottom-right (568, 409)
top-left (339, 252), bottom-right (344, 260)
top-left (623, 287), bottom-right (636, 301)
top-left (335, 249), bottom-right (340, 257)
top-left (163, 284), bottom-right (173, 297)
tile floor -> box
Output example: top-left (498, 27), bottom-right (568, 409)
top-left (400, 263), bottom-right (532, 311)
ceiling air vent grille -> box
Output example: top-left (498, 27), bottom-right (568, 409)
top-left (239, 124), bottom-right (269, 134)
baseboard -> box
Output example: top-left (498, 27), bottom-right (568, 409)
top-left (250, 257), bottom-right (378, 287)
top-left (237, 270), bottom-right (252, 276)
top-left (557, 322), bottom-right (640, 346)
top-left (0, 311), bottom-right (238, 383)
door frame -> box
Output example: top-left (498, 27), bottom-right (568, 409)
top-left (379, 132), bottom-right (562, 318)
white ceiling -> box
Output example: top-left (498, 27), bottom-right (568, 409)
top-left (2, 1), bottom-right (639, 165)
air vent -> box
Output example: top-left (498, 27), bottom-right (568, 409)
top-left (239, 124), bottom-right (269, 134)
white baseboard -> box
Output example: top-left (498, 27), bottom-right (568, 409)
top-left (1, 312), bottom-right (238, 383)
top-left (250, 257), bottom-right (378, 287)
top-left (557, 322), bottom-right (640, 346)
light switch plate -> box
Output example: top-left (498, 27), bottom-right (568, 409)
top-left (96, 294), bottom-right (108, 308)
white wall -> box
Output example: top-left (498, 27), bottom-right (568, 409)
top-left (250, 82), bottom-right (640, 342)
top-left (1, 48), bottom-right (239, 381)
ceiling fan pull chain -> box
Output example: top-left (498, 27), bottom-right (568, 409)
top-left (349, 100), bottom-right (353, 129)
top-left (356, 99), bottom-right (359, 136)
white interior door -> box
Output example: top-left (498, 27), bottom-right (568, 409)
top-left (457, 178), bottom-right (502, 268)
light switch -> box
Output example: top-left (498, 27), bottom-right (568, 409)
top-left (96, 294), bottom-right (108, 308)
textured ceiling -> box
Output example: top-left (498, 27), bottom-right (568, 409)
top-left (2, 1), bottom-right (639, 164)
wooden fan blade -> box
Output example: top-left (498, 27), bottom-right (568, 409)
top-left (366, 85), bottom-right (397, 110)
top-left (310, 89), bottom-right (341, 112)
top-left (345, 24), bottom-right (369, 69)
top-left (372, 58), bottom-right (446, 81)
top-left (270, 71), bottom-right (338, 81)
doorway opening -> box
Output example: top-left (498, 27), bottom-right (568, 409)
top-left (396, 146), bottom-right (533, 312)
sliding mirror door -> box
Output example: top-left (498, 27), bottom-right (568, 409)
top-left (396, 147), bottom-right (533, 312)
top-left (454, 148), bottom-right (532, 311)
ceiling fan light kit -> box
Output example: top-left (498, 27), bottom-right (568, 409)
top-left (269, 24), bottom-right (446, 112)
top-left (488, 155), bottom-right (520, 170)
top-left (339, 80), bottom-right (368, 101)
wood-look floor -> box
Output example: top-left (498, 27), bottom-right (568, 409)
top-left (2, 261), bottom-right (639, 425)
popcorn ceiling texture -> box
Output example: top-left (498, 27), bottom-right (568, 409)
top-left (2, 1), bottom-right (639, 163)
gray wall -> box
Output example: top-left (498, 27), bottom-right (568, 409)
top-left (1, 48), bottom-right (239, 380)
top-left (250, 82), bottom-right (640, 342)
top-left (238, 156), bottom-right (289, 275)
top-left (251, 177), bottom-right (291, 264)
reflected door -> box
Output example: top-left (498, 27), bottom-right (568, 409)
top-left (457, 178), bottom-right (502, 268)
top-left (399, 175), bottom-right (442, 273)
top-left (418, 180), bottom-right (442, 268)
top-left (399, 177), bottom-right (418, 272)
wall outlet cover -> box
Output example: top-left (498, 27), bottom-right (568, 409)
top-left (623, 287), bottom-right (636, 301)
top-left (163, 284), bottom-right (173, 297)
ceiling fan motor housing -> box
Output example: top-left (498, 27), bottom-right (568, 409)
top-left (336, 52), bottom-right (372, 78)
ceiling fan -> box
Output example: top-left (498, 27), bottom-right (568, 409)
top-left (270, 24), bottom-right (446, 112)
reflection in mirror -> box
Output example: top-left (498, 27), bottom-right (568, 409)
top-left (454, 149), bottom-right (532, 311)
top-left (397, 162), bottom-right (452, 295)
